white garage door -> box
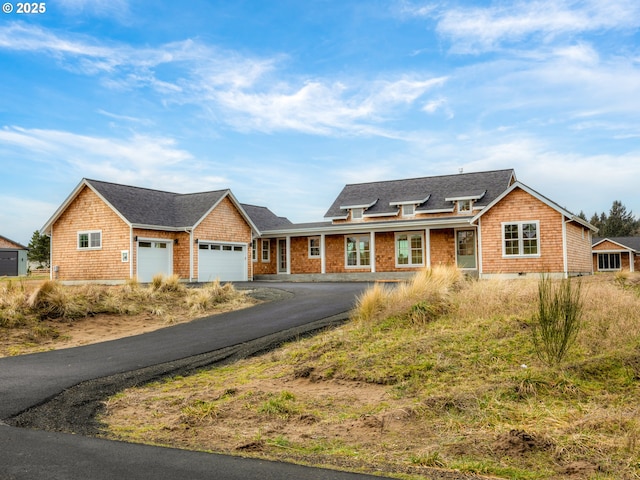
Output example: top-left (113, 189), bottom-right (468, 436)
top-left (198, 243), bottom-right (247, 282)
top-left (138, 241), bottom-right (172, 283)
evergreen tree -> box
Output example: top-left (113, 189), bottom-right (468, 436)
top-left (27, 230), bottom-right (50, 268)
top-left (602, 201), bottom-right (637, 237)
top-left (591, 201), bottom-right (639, 237)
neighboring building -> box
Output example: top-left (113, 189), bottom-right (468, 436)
top-left (592, 237), bottom-right (640, 273)
top-left (0, 235), bottom-right (28, 277)
top-left (42, 169), bottom-right (597, 283)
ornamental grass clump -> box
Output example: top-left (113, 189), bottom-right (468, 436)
top-left (532, 275), bottom-right (583, 367)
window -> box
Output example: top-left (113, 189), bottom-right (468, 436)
top-left (598, 253), bottom-right (621, 271)
top-left (351, 208), bottom-right (363, 221)
top-left (401, 204), bottom-right (415, 217)
top-left (503, 221), bottom-right (539, 257)
top-left (261, 239), bottom-right (270, 262)
top-left (252, 239), bottom-right (257, 262)
top-left (78, 231), bottom-right (101, 250)
top-left (308, 237), bottom-right (320, 258)
top-left (458, 200), bottom-right (472, 213)
top-left (345, 236), bottom-right (370, 267)
top-left (395, 233), bottom-right (424, 267)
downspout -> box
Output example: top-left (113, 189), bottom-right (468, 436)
top-left (476, 219), bottom-right (483, 278)
top-left (129, 225), bottom-right (134, 279)
top-left (185, 228), bottom-right (193, 282)
top-left (49, 226), bottom-right (53, 281)
top-left (562, 217), bottom-right (569, 278)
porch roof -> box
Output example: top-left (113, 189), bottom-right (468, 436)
top-left (593, 237), bottom-right (640, 252)
top-left (260, 216), bottom-right (474, 237)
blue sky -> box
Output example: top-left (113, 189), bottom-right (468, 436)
top-left (1, 0), bottom-right (639, 245)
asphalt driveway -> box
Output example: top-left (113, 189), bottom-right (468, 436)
top-left (0, 282), bottom-right (396, 480)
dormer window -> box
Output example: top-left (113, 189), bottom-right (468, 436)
top-left (402, 204), bottom-right (415, 217)
top-left (351, 208), bottom-right (363, 220)
top-left (458, 200), bottom-right (472, 213)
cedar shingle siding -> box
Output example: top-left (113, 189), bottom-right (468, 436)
top-left (41, 169), bottom-right (597, 282)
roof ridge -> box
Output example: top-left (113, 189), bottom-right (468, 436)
top-left (86, 179), bottom-right (230, 197)
top-left (341, 168), bottom-right (514, 187)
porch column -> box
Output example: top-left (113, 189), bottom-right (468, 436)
top-left (286, 236), bottom-right (291, 275)
top-left (425, 228), bottom-right (431, 268)
top-left (320, 234), bottom-right (326, 274)
top-left (370, 231), bottom-right (376, 273)
top-left (476, 220), bottom-right (483, 277)
top-left (631, 251), bottom-right (635, 273)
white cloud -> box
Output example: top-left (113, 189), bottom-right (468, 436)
top-left (0, 23), bottom-right (446, 137)
top-left (0, 126), bottom-right (233, 192)
top-left (406, 0), bottom-right (640, 53)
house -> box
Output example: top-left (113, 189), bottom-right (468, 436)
top-left (254, 169), bottom-right (596, 280)
top-left (0, 235), bottom-right (28, 277)
top-left (41, 169), bottom-right (597, 284)
top-left (40, 179), bottom-right (289, 283)
top-left (592, 237), bottom-right (640, 273)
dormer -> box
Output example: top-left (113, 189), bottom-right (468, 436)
top-left (338, 199), bottom-right (378, 222)
top-left (389, 195), bottom-right (431, 218)
top-left (445, 191), bottom-right (486, 215)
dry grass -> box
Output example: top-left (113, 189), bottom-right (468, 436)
top-left (101, 269), bottom-right (640, 480)
top-left (0, 276), bottom-right (253, 355)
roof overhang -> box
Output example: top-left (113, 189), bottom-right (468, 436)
top-left (193, 190), bottom-right (261, 236)
top-left (445, 191), bottom-right (486, 202)
top-left (389, 195), bottom-right (431, 206)
top-left (260, 216), bottom-right (474, 237)
top-left (470, 181), bottom-right (598, 233)
top-left (339, 199), bottom-right (378, 210)
top-left (592, 238), bottom-right (639, 252)
top-left (40, 179), bottom-right (132, 235)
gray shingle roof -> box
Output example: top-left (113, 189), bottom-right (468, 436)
top-left (240, 204), bottom-right (292, 231)
top-left (87, 179), bottom-right (229, 228)
top-left (324, 169), bottom-right (515, 219)
top-left (593, 237), bottom-right (640, 252)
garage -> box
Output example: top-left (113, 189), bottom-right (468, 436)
top-left (198, 242), bottom-right (247, 282)
top-left (137, 241), bottom-right (172, 283)
top-left (0, 250), bottom-right (19, 276)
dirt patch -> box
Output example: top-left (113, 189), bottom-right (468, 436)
top-left (493, 429), bottom-right (553, 456)
top-left (0, 287), bottom-right (290, 357)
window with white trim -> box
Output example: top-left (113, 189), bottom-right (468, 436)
top-left (345, 236), bottom-right (370, 267)
top-left (78, 230), bottom-right (101, 250)
top-left (503, 221), bottom-right (539, 256)
top-left (458, 200), bottom-right (472, 213)
top-left (308, 237), bottom-right (320, 258)
top-left (261, 239), bottom-right (270, 262)
top-left (351, 208), bottom-right (363, 221)
top-left (252, 239), bottom-right (257, 262)
top-left (401, 204), bottom-right (415, 217)
top-left (598, 253), bottom-right (621, 271)
top-left (395, 233), bottom-right (424, 267)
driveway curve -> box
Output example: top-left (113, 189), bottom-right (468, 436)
top-left (0, 282), bottom-right (398, 480)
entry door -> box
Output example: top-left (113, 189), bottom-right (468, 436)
top-left (456, 230), bottom-right (476, 269)
top-left (277, 239), bottom-right (287, 274)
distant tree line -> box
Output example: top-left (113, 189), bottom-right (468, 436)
top-left (578, 200), bottom-right (640, 238)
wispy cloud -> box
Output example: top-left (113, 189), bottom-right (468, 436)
top-left (0, 126), bottom-right (230, 191)
top-left (0, 22), bottom-right (446, 137)
top-left (404, 0), bottom-right (640, 53)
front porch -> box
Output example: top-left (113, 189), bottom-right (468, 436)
top-left (254, 225), bottom-right (479, 279)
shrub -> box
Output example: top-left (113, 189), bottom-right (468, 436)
top-left (532, 275), bottom-right (583, 367)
